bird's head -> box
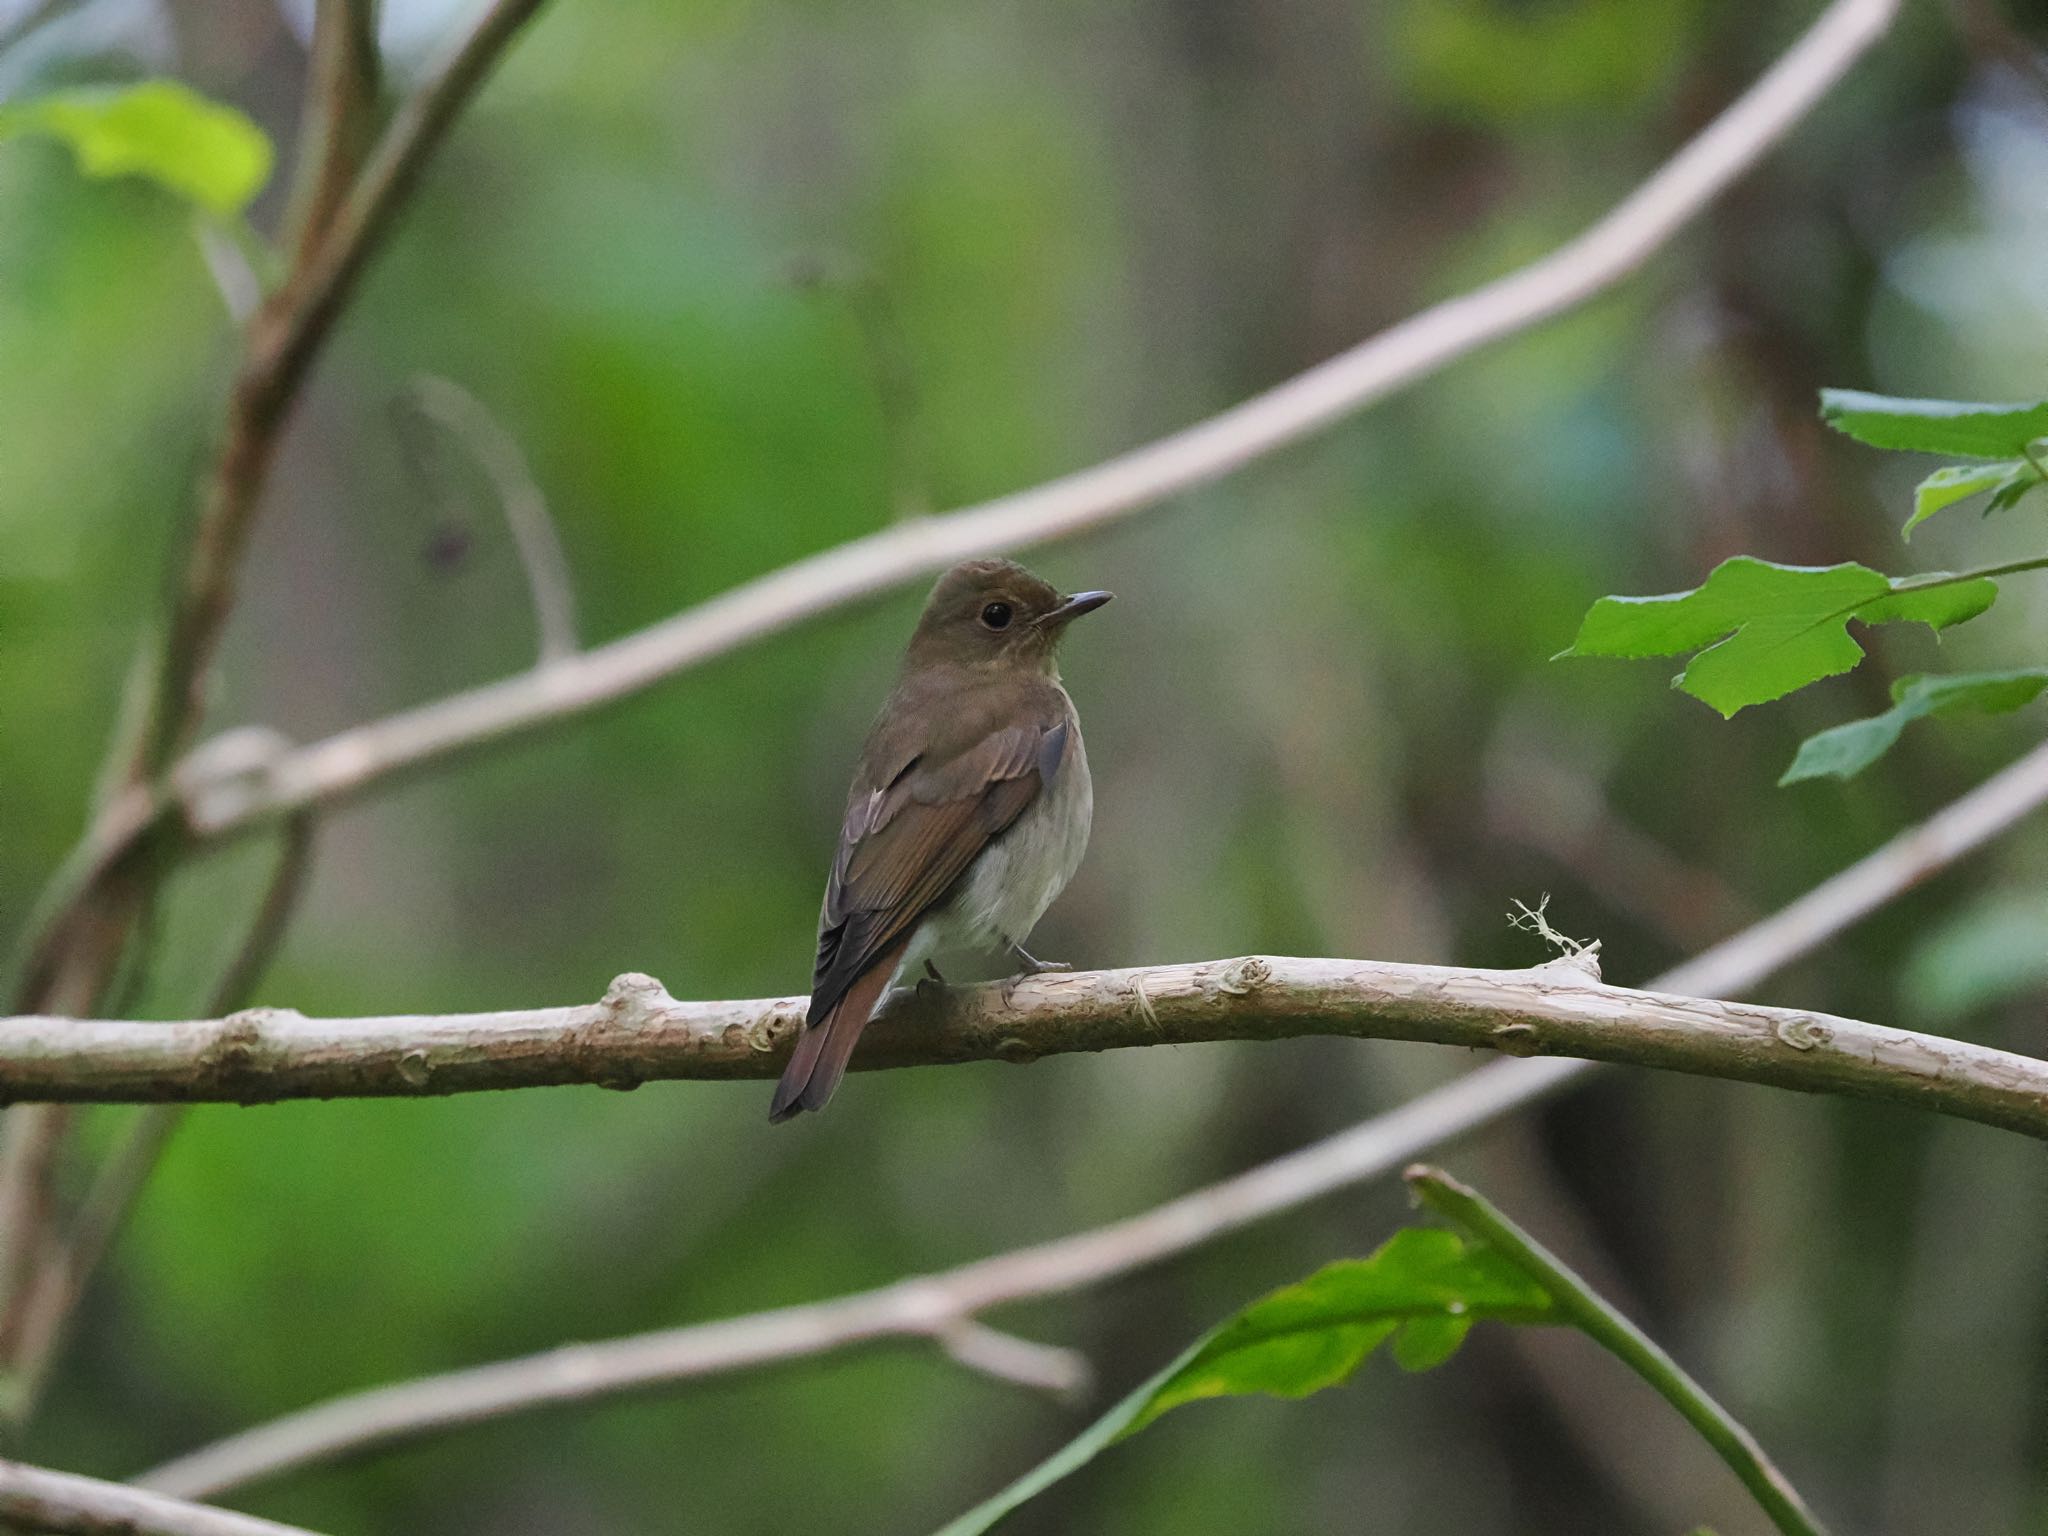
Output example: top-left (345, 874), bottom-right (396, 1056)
top-left (903, 558), bottom-right (1112, 673)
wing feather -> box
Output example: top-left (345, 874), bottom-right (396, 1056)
top-left (807, 716), bottom-right (1065, 1028)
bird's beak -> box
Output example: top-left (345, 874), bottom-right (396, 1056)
top-left (1037, 590), bottom-right (1113, 629)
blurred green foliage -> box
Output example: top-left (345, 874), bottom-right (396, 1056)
top-left (0, 78), bottom-right (272, 215)
top-left (6, 0), bottom-right (2048, 1533)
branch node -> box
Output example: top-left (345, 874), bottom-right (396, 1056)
top-left (175, 725), bottom-right (294, 831)
top-left (1775, 1016), bottom-right (1833, 1052)
top-left (201, 1010), bottom-right (291, 1097)
top-left (1215, 956), bottom-right (1272, 996)
top-left (600, 972), bottom-right (669, 1025)
top-left (395, 1049), bottom-right (432, 1088)
top-left (745, 1005), bottom-right (802, 1057)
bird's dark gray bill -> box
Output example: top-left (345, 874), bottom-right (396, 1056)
top-left (1038, 590), bottom-right (1113, 627)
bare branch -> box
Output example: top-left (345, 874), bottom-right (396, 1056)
top-left (135, 728), bottom-right (2048, 1501)
top-left (395, 376), bottom-right (579, 663)
top-left (284, 0), bottom-right (381, 266)
top-left (171, 0), bottom-right (1900, 840)
top-left (6, 941), bottom-right (2044, 1136)
top-left (0, 1457), bottom-right (321, 1536)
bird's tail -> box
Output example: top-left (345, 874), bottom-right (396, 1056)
top-left (768, 939), bottom-right (908, 1122)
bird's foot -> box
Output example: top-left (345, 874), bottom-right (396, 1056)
top-left (915, 959), bottom-right (949, 1001)
top-left (1007, 942), bottom-right (1070, 976)
top-left (1001, 943), bottom-right (1070, 1006)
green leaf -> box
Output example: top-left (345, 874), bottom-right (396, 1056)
top-left (1902, 889), bottom-right (2048, 1022)
top-left (931, 1229), bottom-right (1555, 1536)
top-left (1904, 461), bottom-right (2035, 538)
top-left (1820, 389), bottom-right (2048, 459)
top-left (1557, 557), bottom-right (1998, 717)
top-left (1391, 1313), bottom-right (1473, 1371)
top-left (1986, 472), bottom-right (2042, 516)
top-left (1851, 576), bottom-right (1999, 628)
top-left (0, 80), bottom-right (274, 216)
top-left (1780, 669), bottom-right (2048, 785)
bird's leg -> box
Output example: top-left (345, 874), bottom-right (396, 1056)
top-left (924, 960), bottom-right (947, 984)
top-left (1001, 939), bottom-right (1072, 1007)
top-left (915, 958), bottom-right (949, 1001)
top-left (1007, 941), bottom-right (1070, 976)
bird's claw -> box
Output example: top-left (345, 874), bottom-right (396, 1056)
top-left (1007, 943), bottom-right (1069, 976)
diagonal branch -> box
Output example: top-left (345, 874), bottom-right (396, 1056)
top-left (14, 0), bottom-right (556, 1007)
top-left (0, 815), bottom-right (319, 1428)
top-left (2, 0), bottom-right (552, 1388)
top-left (0, 1456), bottom-right (322, 1536)
top-left (283, 0), bottom-right (381, 267)
top-left (133, 728), bottom-right (2048, 1502)
top-left (169, 0), bottom-right (1900, 840)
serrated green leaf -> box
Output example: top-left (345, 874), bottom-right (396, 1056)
top-left (1820, 389), bottom-right (2048, 459)
top-left (931, 1228), bottom-right (1556, 1535)
top-left (1558, 557), bottom-right (1998, 717)
top-left (1905, 462), bottom-right (2032, 538)
top-left (0, 79), bottom-right (273, 216)
top-left (1781, 669), bottom-right (2048, 784)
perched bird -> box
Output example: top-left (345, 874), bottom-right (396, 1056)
top-left (770, 558), bottom-right (1111, 1122)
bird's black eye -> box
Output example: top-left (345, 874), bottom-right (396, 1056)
top-left (980, 601), bottom-right (1014, 631)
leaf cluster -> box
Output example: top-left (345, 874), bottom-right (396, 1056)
top-left (1561, 391), bottom-right (2048, 782)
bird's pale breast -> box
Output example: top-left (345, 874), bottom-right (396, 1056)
top-left (906, 700), bottom-right (1092, 969)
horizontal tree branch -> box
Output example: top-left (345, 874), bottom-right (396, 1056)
top-left (11, 951), bottom-right (2043, 1137)
top-left (136, 730), bottom-right (2048, 1504)
top-left (0, 1457), bottom-right (320, 1536)
top-left (165, 0), bottom-right (1899, 841)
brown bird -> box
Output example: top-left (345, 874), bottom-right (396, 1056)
top-left (770, 558), bottom-right (1111, 1122)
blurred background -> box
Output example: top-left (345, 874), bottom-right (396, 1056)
top-left (5, 0), bottom-right (2048, 1530)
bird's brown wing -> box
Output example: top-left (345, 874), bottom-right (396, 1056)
top-left (813, 715), bottom-right (1067, 1023)
top-left (770, 709), bottom-right (1069, 1121)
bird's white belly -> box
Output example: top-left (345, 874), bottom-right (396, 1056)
top-left (908, 728), bottom-right (1093, 970)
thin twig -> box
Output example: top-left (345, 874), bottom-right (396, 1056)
top-left (0, 1456), bottom-right (322, 1536)
top-left (395, 376), bottom-right (579, 662)
top-left (1408, 1166), bottom-right (1829, 1536)
top-left (0, 1107), bottom-right (181, 1428)
top-left (166, 0), bottom-right (1901, 841)
top-left (135, 726), bottom-right (2048, 1501)
top-left (284, 0), bottom-right (382, 267)
top-left (0, 817), bottom-right (318, 1428)
top-left (937, 1323), bottom-right (1092, 1405)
